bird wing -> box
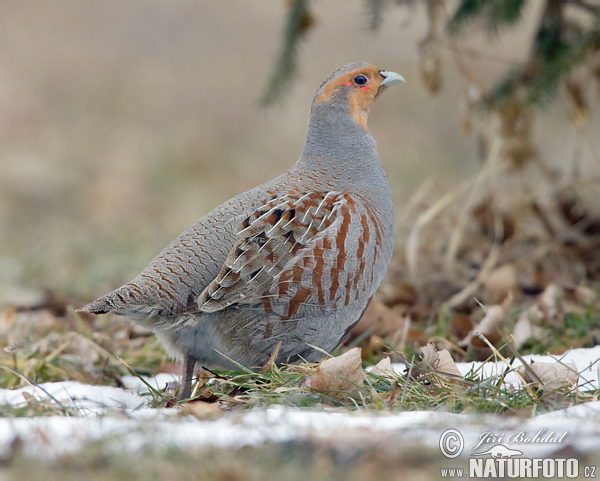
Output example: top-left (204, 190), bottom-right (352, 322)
top-left (197, 191), bottom-right (383, 319)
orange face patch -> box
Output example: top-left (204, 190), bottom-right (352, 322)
top-left (315, 65), bottom-right (386, 129)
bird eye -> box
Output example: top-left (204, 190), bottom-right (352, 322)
top-left (353, 74), bottom-right (368, 85)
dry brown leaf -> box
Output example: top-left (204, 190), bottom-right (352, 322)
top-left (572, 285), bottom-right (598, 306)
top-left (513, 310), bottom-right (547, 350)
top-left (156, 362), bottom-right (183, 376)
top-left (435, 349), bottom-right (463, 378)
top-left (418, 342), bottom-right (439, 369)
top-left (538, 284), bottom-right (564, 326)
top-left (449, 314), bottom-right (473, 341)
top-left (377, 281), bottom-right (417, 307)
top-left (21, 391), bottom-right (36, 405)
top-left (180, 401), bottom-right (223, 420)
top-left (413, 343), bottom-right (463, 380)
top-left (348, 300), bottom-right (408, 341)
top-left (310, 347), bottom-right (364, 399)
top-left (370, 356), bottom-right (396, 378)
top-left (516, 361), bottom-right (578, 390)
top-left (511, 283), bottom-right (575, 349)
top-left (483, 263), bottom-right (517, 304)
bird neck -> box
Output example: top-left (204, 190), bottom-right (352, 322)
top-left (295, 102), bottom-right (381, 185)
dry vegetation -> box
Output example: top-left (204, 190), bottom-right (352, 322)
top-left (2, 1), bottom-right (600, 479)
top-left (2, 0), bottom-right (600, 406)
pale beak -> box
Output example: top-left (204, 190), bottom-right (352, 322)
top-left (379, 70), bottom-right (406, 87)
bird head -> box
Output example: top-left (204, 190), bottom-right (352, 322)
top-left (313, 62), bottom-right (405, 130)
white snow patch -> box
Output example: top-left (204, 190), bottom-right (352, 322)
top-left (1, 347), bottom-right (599, 459)
top-left (390, 345), bottom-right (600, 389)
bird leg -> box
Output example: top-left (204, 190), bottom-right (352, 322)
top-left (179, 355), bottom-right (197, 400)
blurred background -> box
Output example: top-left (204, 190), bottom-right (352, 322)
top-left (1, 0), bottom-right (598, 312)
top-left (2, 4), bottom-right (600, 477)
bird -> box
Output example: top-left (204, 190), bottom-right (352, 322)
top-left (80, 62), bottom-right (405, 399)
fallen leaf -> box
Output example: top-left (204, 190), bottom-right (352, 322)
top-left (484, 263), bottom-right (518, 304)
top-left (516, 361), bottom-right (578, 390)
top-left (310, 347), bottom-right (363, 399)
top-left (21, 392), bottom-right (36, 405)
top-left (180, 401), bottom-right (223, 420)
top-left (370, 356), bottom-right (396, 378)
top-left (538, 284), bottom-right (564, 326)
top-left (418, 342), bottom-right (439, 369)
top-left (156, 362), bottom-right (183, 375)
top-left (449, 314), bottom-right (473, 341)
top-left (347, 300), bottom-right (408, 341)
top-left (571, 285), bottom-right (598, 306)
top-left (412, 343), bottom-right (463, 381)
top-left (434, 349), bottom-right (463, 378)
top-left (377, 281), bottom-right (417, 307)
top-left (513, 309), bottom-right (547, 350)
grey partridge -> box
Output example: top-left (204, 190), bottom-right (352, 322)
top-left (81, 62), bottom-right (405, 399)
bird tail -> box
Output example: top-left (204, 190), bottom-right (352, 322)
top-left (78, 283), bottom-right (148, 316)
top-left (78, 283), bottom-right (182, 329)
top-left (78, 289), bottom-right (125, 315)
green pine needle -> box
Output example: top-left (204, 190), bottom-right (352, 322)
top-left (448, 0), bottom-right (527, 36)
top-left (364, 0), bottom-right (387, 32)
top-left (260, 0), bottom-right (312, 108)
